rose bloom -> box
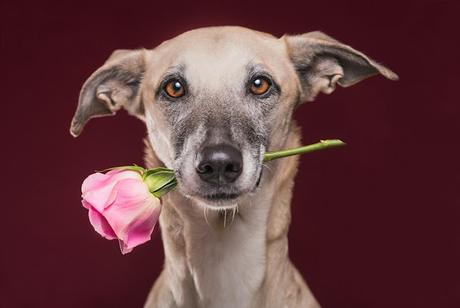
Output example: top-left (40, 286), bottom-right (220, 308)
top-left (81, 169), bottom-right (161, 254)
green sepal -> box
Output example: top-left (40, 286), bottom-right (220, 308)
top-left (142, 167), bottom-right (174, 179)
top-left (144, 169), bottom-right (176, 194)
top-left (151, 179), bottom-right (178, 198)
top-left (99, 165), bottom-right (146, 174)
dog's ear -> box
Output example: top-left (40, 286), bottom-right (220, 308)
top-left (283, 31), bottom-right (398, 102)
top-left (70, 49), bottom-right (146, 137)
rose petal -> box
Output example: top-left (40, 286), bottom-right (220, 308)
top-left (102, 178), bottom-right (153, 232)
top-left (85, 203), bottom-right (117, 240)
top-left (82, 172), bottom-right (109, 194)
top-left (81, 170), bottom-right (141, 212)
top-left (118, 200), bottom-right (161, 254)
top-left (101, 179), bottom-right (161, 253)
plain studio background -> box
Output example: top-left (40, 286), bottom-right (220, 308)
top-left (2, 0), bottom-right (459, 307)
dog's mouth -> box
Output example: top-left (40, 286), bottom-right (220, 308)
top-left (193, 188), bottom-right (243, 207)
top-left (203, 192), bottom-right (239, 201)
top-left (180, 168), bottom-right (263, 209)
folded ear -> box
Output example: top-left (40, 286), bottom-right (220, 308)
top-left (283, 31), bottom-right (398, 102)
top-left (70, 49), bottom-right (146, 137)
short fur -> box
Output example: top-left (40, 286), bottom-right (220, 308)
top-left (70, 26), bottom-right (397, 308)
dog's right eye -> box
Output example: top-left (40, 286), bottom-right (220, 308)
top-left (249, 76), bottom-right (271, 96)
top-left (164, 79), bottom-right (185, 98)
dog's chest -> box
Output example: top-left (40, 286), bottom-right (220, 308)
top-left (186, 215), bottom-right (267, 308)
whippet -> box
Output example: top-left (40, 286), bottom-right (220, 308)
top-left (70, 26), bottom-right (398, 308)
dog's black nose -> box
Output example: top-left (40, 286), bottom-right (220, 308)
top-left (196, 144), bottom-right (243, 185)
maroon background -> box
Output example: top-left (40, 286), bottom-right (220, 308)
top-left (2, 0), bottom-right (459, 307)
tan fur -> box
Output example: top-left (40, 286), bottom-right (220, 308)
top-left (143, 122), bottom-right (320, 308)
top-left (71, 26), bottom-right (397, 308)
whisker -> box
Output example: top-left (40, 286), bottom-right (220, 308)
top-left (223, 209), bottom-right (227, 228)
top-left (262, 162), bottom-right (274, 175)
top-left (204, 206), bottom-right (210, 227)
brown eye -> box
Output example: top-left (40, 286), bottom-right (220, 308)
top-left (250, 77), bottom-right (271, 95)
top-left (164, 79), bottom-right (185, 98)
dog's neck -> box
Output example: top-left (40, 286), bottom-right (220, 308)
top-left (144, 124), bottom-right (302, 308)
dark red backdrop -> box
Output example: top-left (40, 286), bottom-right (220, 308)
top-left (2, 0), bottom-right (459, 307)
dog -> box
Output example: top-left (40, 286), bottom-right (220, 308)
top-left (70, 26), bottom-right (397, 308)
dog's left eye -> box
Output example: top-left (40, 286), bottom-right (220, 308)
top-left (164, 79), bottom-right (185, 98)
top-left (249, 76), bottom-right (271, 96)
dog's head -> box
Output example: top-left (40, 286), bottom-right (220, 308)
top-left (70, 26), bottom-right (397, 209)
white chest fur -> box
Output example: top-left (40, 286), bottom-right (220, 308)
top-left (184, 204), bottom-right (268, 308)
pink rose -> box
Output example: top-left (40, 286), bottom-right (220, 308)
top-left (81, 169), bottom-right (161, 254)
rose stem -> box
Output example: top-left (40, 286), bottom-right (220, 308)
top-left (263, 139), bottom-right (346, 162)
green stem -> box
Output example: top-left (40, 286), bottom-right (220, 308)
top-left (263, 139), bottom-right (346, 162)
top-left (108, 139), bottom-right (346, 199)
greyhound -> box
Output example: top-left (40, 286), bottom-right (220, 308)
top-left (70, 26), bottom-right (397, 308)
